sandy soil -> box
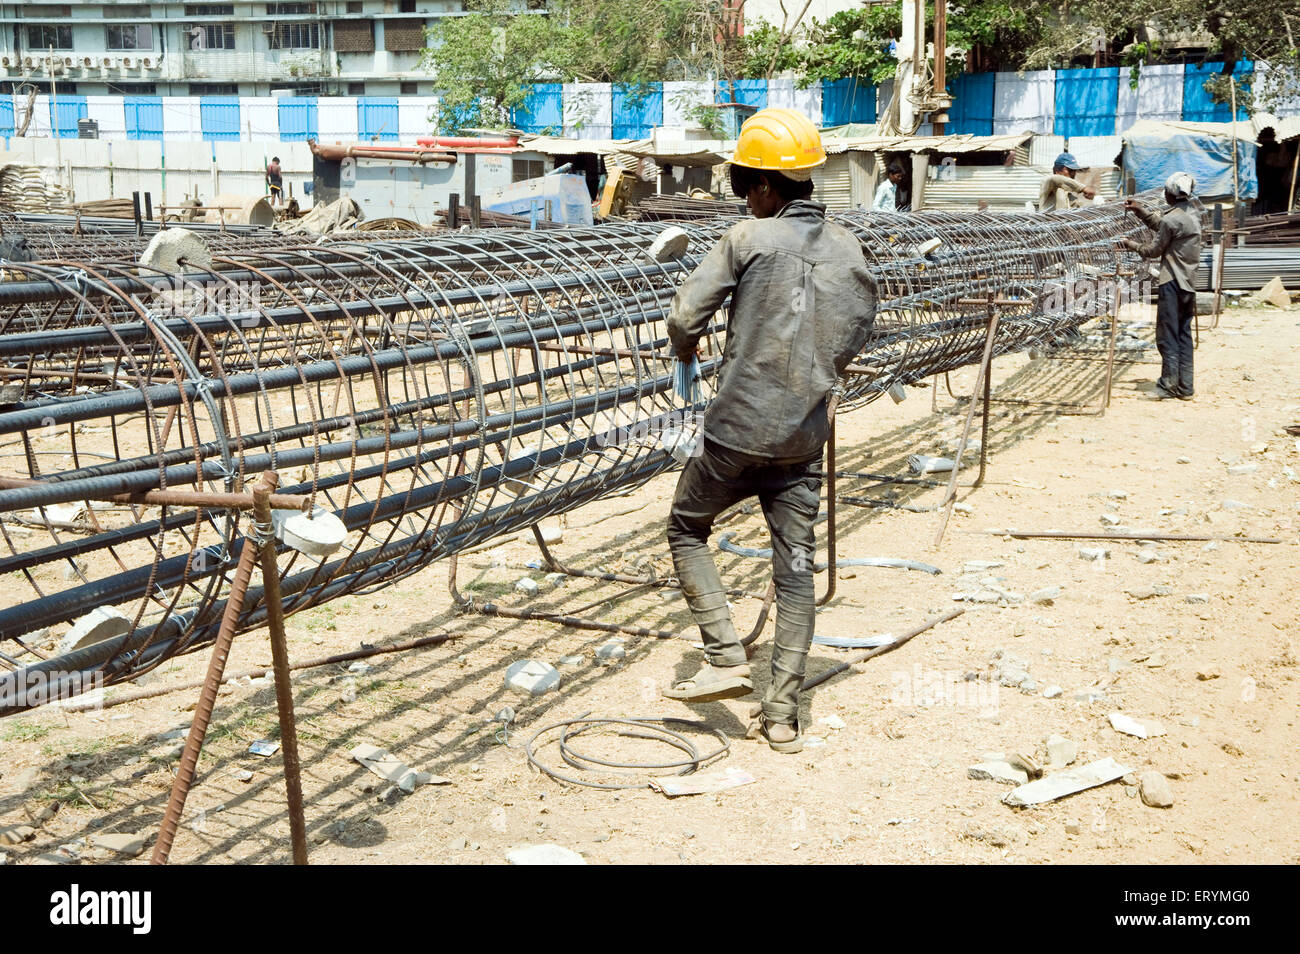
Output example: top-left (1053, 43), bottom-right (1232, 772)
top-left (1, 301), bottom-right (1297, 865)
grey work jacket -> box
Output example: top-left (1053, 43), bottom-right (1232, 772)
top-left (1131, 201), bottom-right (1202, 291)
top-left (666, 200), bottom-right (878, 460)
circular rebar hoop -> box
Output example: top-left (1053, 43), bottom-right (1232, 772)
top-left (525, 714), bottom-right (732, 790)
top-left (0, 198), bottom-right (1157, 714)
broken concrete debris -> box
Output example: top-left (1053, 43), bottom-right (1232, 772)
top-left (1045, 734), bottom-right (1078, 768)
top-left (506, 843), bottom-right (587, 865)
top-left (1002, 757), bottom-right (1132, 807)
top-left (505, 659), bottom-right (561, 695)
top-left (350, 742), bottom-right (451, 793)
top-left (1139, 771), bottom-right (1175, 808)
top-left (968, 761), bottom-right (1030, 785)
top-left (1108, 712), bottom-right (1167, 739)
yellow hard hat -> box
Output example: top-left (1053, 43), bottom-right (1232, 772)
top-left (730, 107), bottom-right (826, 181)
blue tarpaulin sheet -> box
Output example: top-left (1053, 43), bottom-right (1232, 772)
top-left (820, 78), bottom-right (875, 126)
top-left (0, 97), bottom-right (12, 138)
top-left (124, 96), bottom-right (163, 141)
top-left (514, 83), bottom-right (563, 134)
top-left (199, 97), bottom-right (241, 141)
top-left (716, 79), bottom-right (768, 109)
top-left (612, 83), bottom-right (663, 139)
top-left (50, 95), bottom-right (88, 138)
top-left (358, 97), bottom-right (399, 141)
top-left (1123, 121), bottom-right (1258, 199)
top-left (946, 72), bottom-right (995, 135)
top-left (278, 98), bottom-right (318, 141)
top-left (1182, 61), bottom-right (1252, 122)
top-left (1054, 67), bottom-right (1119, 137)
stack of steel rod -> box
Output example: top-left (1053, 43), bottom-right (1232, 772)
top-left (0, 199), bottom-right (1150, 714)
top-left (634, 193), bottom-right (746, 221)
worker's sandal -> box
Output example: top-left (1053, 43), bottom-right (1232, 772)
top-left (746, 713), bottom-right (804, 754)
top-left (663, 663), bottom-right (753, 702)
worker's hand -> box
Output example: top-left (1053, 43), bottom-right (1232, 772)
top-left (1123, 199), bottom-right (1143, 213)
top-left (1082, 188), bottom-right (1096, 199)
top-left (1117, 238), bottom-right (1136, 251)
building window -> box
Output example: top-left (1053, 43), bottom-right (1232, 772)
top-left (267, 2), bottom-right (317, 13)
top-left (347, 82), bottom-right (365, 95)
top-left (400, 81), bottom-right (418, 95)
top-left (107, 81), bottom-right (157, 94)
top-left (17, 6), bottom-right (72, 16)
top-left (187, 24), bottom-right (236, 50)
top-left (268, 23), bottom-right (321, 50)
top-left (384, 18), bottom-right (424, 51)
top-left (106, 25), bottom-right (154, 50)
top-left (102, 4), bottom-right (150, 16)
top-left (333, 20), bottom-right (375, 53)
top-left (399, 0), bottom-right (415, 11)
top-left (346, 0), bottom-right (362, 10)
top-left (184, 3), bottom-right (235, 14)
top-left (512, 158), bottom-right (545, 182)
top-left (24, 25), bottom-right (73, 50)
top-left (189, 82), bottom-right (239, 95)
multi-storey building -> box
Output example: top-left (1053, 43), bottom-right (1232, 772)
top-left (0, 1), bottom-right (470, 97)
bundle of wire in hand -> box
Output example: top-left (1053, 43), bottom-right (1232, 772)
top-left (673, 353), bottom-right (702, 404)
top-left (525, 713), bottom-right (731, 790)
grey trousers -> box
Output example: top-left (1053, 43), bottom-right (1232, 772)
top-left (666, 437), bottom-right (822, 726)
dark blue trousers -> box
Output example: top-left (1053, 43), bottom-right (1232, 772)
top-left (1155, 281), bottom-right (1196, 397)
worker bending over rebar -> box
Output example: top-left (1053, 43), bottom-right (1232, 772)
top-left (661, 107), bottom-right (878, 753)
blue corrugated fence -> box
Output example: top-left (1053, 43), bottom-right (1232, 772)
top-left (357, 97), bottom-right (399, 141)
top-left (199, 97), bottom-right (242, 141)
top-left (1054, 67), bottom-right (1119, 137)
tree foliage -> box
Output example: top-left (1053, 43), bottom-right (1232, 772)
top-left (422, 1), bottom-right (1300, 132)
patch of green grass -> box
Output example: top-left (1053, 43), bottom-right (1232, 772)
top-left (40, 780), bottom-right (117, 811)
top-left (0, 720), bottom-right (50, 743)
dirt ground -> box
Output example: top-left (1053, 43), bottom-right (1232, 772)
top-left (1, 300), bottom-right (1297, 865)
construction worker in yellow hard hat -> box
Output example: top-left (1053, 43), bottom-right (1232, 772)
top-left (661, 107), bottom-right (879, 753)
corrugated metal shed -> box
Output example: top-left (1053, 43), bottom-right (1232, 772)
top-left (812, 153), bottom-right (852, 210)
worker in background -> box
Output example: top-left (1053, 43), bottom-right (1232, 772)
top-left (661, 108), bottom-right (878, 753)
top-left (1119, 172), bottom-right (1202, 400)
top-left (266, 156), bottom-right (284, 206)
top-left (872, 160), bottom-right (912, 212)
top-left (1038, 152), bottom-right (1095, 211)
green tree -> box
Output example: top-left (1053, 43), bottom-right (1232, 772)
top-left (422, 1), bottom-right (744, 133)
top-left (420, 2), bottom-right (568, 132)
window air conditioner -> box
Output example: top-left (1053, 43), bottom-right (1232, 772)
top-left (1, 57), bottom-right (10, 69)
top-left (142, 57), bottom-right (152, 68)
top-left (121, 56), bottom-right (134, 69)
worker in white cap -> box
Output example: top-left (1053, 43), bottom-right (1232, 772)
top-left (1120, 172), bottom-right (1203, 400)
top-left (660, 108), bottom-right (877, 753)
top-left (1038, 151), bottom-right (1096, 211)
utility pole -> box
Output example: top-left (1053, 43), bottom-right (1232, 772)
top-left (932, 0), bottom-right (947, 135)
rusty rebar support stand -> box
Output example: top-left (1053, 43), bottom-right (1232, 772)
top-left (934, 307), bottom-right (1001, 548)
top-left (151, 470), bottom-right (276, 865)
top-left (152, 470), bottom-right (308, 865)
top-left (253, 475), bottom-right (309, 866)
top-left (817, 415), bottom-right (837, 607)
